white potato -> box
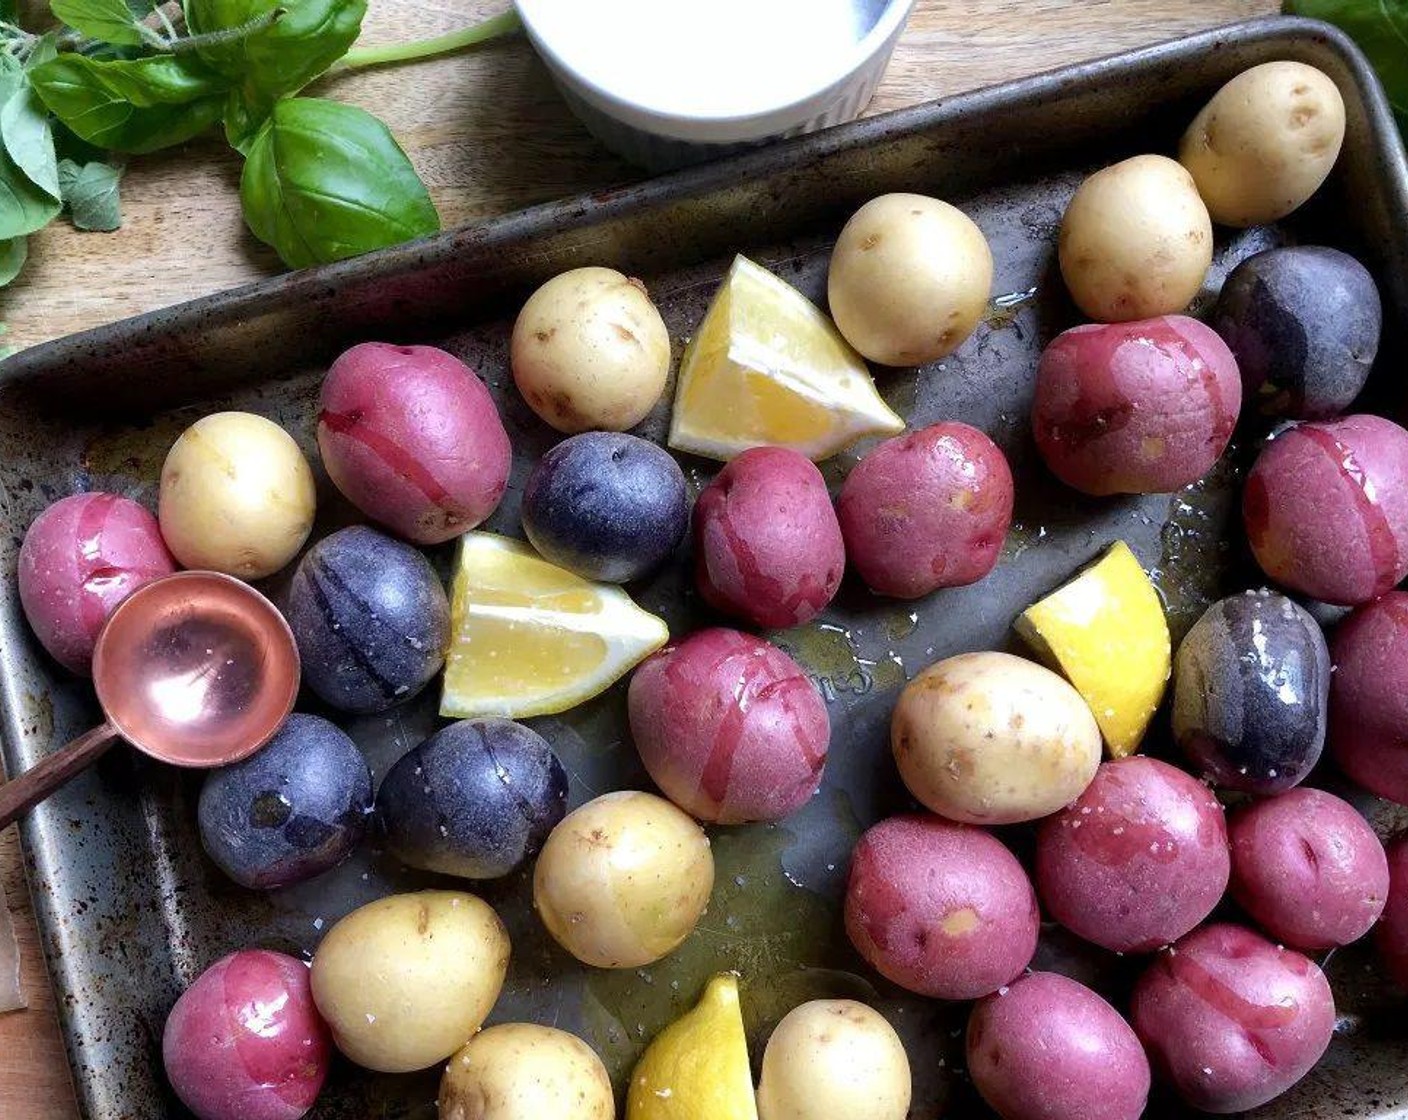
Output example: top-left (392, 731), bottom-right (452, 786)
top-left (827, 193), bottom-right (993, 366)
top-left (1058, 154), bottom-right (1212, 322)
top-left (1180, 61), bottom-right (1345, 227)
top-left (756, 1000), bottom-right (911, 1120)
top-left (533, 790), bottom-right (713, 969)
top-left (510, 266), bottom-right (671, 433)
top-left (158, 411), bottom-right (316, 579)
top-left (311, 890), bottom-right (509, 1074)
top-left (439, 1023), bottom-right (614, 1120)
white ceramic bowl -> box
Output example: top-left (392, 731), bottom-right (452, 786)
top-left (514, 0), bottom-right (916, 171)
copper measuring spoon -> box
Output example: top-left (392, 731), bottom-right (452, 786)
top-left (0, 571), bottom-right (301, 829)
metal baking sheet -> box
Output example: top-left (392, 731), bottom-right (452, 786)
top-left (3, 15), bottom-right (1408, 1120)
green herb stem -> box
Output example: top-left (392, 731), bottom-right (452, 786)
top-left (333, 8), bottom-right (518, 72)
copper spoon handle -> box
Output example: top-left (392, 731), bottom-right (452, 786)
top-left (0, 723), bottom-right (122, 831)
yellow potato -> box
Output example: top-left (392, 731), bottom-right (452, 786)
top-left (1180, 61), bottom-right (1345, 227)
top-left (756, 1000), bottom-right (911, 1120)
top-left (158, 411), bottom-right (316, 579)
top-left (311, 890), bottom-right (509, 1074)
top-left (439, 1023), bottom-right (614, 1120)
top-left (891, 651), bottom-right (1101, 825)
top-left (827, 193), bottom-right (993, 366)
top-left (1058, 154), bottom-right (1212, 322)
top-left (510, 266), bottom-right (671, 433)
top-left (533, 790), bottom-right (713, 969)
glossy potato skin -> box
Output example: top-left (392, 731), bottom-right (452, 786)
top-left (318, 342), bottom-right (511, 545)
top-left (844, 815), bottom-right (1039, 1000)
top-left (891, 652), bottom-right (1101, 825)
top-left (1131, 924), bottom-right (1336, 1113)
top-left (162, 950), bottom-right (330, 1120)
top-left (1229, 788), bottom-right (1388, 950)
top-left (286, 526), bottom-right (450, 713)
top-left (1211, 246), bottom-right (1379, 419)
top-left (532, 791), bottom-right (714, 969)
top-left (310, 890), bottom-right (509, 1073)
top-left (693, 446), bottom-right (844, 628)
top-left (966, 972), bottom-right (1150, 1120)
top-left (522, 431), bottom-right (688, 583)
top-left (1036, 757), bottom-right (1230, 953)
top-left (837, 423), bottom-right (1014, 599)
top-left (628, 628), bottom-right (829, 824)
top-left (1244, 415), bottom-right (1408, 605)
top-left (1172, 590), bottom-right (1330, 794)
top-left (438, 1024), bottom-right (614, 1120)
top-left (1032, 316), bottom-right (1241, 496)
top-left (199, 714), bottom-right (372, 890)
top-left (1378, 836), bottom-right (1408, 990)
top-left (1328, 592), bottom-right (1408, 803)
top-left (17, 492), bottom-right (176, 674)
top-left (375, 718), bottom-right (568, 880)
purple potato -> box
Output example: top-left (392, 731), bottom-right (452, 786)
top-left (1173, 589), bottom-right (1330, 794)
top-left (1211, 246), bottom-right (1380, 419)
top-left (199, 713), bottom-right (372, 890)
top-left (285, 526), bottom-right (449, 713)
top-left (375, 718), bottom-right (568, 879)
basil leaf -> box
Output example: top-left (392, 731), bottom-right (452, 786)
top-left (1286, 0), bottom-right (1408, 125)
top-left (240, 97), bottom-right (438, 268)
top-left (50, 0), bottom-right (144, 45)
top-left (0, 237), bottom-right (25, 287)
top-left (24, 33), bottom-right (60, 69)
top-left (222, 85), bottom-right (267, 153)
top-left (29, 54), bottom-right (227, 153)
top-left (1, 83), bottom-right (61, 199)
top-left (186, 0), bottom-right (364, 93)
top-left (0, 147), bottom-right (60, 238)
top-left (58, 157), bottom-right (121, 230)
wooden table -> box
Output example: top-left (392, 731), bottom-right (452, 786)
top-left (0, 0), bottom-right (1276, 1114)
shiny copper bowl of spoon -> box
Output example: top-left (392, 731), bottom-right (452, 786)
top-left (0, 571), bottom-right (300, 828)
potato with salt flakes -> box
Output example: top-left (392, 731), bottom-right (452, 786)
top-left (1058, 154), bottom-right (1212, 322)
top-left (510, 266), bottom-right (671, 434)
top-left (438, 1024), bottom-right (614, 1120)
top-left (827, 193), bottom-right (993, 366)
top-left (1180, 61), bottom-right (1345, 228)
top-left (310, 890), bottom-right (509, 1074)
top-left (756, 1000), bottom-right (911, 1120)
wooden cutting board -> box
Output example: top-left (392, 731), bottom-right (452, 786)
top-left (0, 0), bottom-right (1276, 1114)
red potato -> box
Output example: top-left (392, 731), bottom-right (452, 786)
top-left (1243, 415), bottom-right (1408, 605)
top-left (1378, 835), bottom-right (1408, 989)
top-left (317, 342), bottom-right (511, 545)
top-left (844, 814), bottom-right (1038, 1000)
top-left (966, 972), bottom-right (1150, 1120)
top-left (1229, 788), bottom-right (1388, 950)
top-left (18, 492), bottom-right (176, 675)
top-left (1036, 757), bottom-right (1230, 954)
top-left (1032, 315), bottom-right (1241, 495)
top-left (162, 950), bottom-right (330, 1120)
top-left (627, 628), bottom-right (829, 824)
top-left (1328, 591), bottom-right (1408, 803)
top-left (837, 422), bottom-right (1013, 599)
top-left (1132, 924), bottom-right (1336, 1114)
top-left (693, 446), bottom-right (844, 629)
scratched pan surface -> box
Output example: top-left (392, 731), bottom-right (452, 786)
top-left (2, 16), bottom-right (1408, 1120)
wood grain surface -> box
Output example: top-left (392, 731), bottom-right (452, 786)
top-left (0, 0), bottom-right (1276, 1115)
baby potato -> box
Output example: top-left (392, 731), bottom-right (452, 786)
top-left (756, 1000), bottom-right (911, 1120)
top-left (439, 1024), bottom-right (614, 1120)
top-left (533, 790), bottom-right (714, 969)
top-left (511, 266), bottom-right (670, 433)
top-left (827, 193), bottom-right (992, 366)
top-left (310, 891), bottom-right (509, 1074)
top-left (1058, 154), bottom-right (1212, 322)
top-left (891, 651), bottom-right (1101, 825)
top-left (159, 411), bottom-right (316, 579)
top-left (1180, 61), bottom-right (1345, 227)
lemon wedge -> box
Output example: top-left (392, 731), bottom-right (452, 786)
top-left (627, 973), bottom-right (758, 1120)
top-left (440, 532), bottom-right (669, 719)
top-left (668, 255), bottom-right (905, 461)
top-left (1015, 541), bottom-right (1170, 758)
